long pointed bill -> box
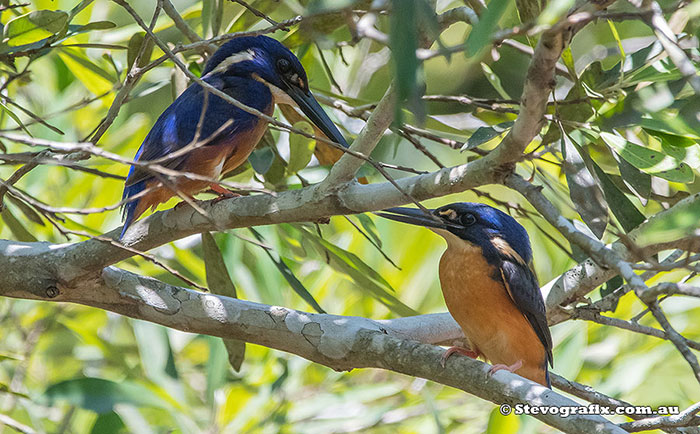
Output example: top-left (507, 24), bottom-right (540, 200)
top-left (374, 207), bottom-right (462, 230)
top-left (286, 86), bottom-right (349, 148)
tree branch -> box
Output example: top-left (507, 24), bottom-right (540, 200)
top-left (0, 266), bottom-right (625, 434)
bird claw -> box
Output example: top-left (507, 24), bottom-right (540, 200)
top-left (487, 359), bottom-right (523, 377)
top-left (440, 346), bottom-right (480, 368)
top-left (209, 183), bottom-right (240, 203)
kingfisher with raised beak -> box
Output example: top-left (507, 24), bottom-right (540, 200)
top-left (120, 35), bottom-right (348, 238)
top-left (376, 203), bottom-right (553, 387)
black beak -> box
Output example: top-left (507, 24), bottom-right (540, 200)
top-left (286, 86), bottom-right (349, 148)
top-left (374, 207), bottom-right (462, 230)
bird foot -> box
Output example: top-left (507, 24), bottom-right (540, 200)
top-left (209, 183), bottom-right (240, 203)
top-left (487, 359), bottom-right (523, 377)
top-left (440, 346), bottom-right (480, 368)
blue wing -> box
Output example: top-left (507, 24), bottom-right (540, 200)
top-left (499, 260), bottom-right (553, 368)
top-left (120, 76), bottom-right (271, 238)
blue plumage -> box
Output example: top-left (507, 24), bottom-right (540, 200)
top-left (120, 35), bottom-right (348, 238)
top-left (375, 202), bottom-right (553, 387)
top-left (436, 202), bottom-right (533, 268)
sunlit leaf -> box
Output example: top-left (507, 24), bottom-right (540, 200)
top-left (58, 48), bottom-right (114, 95)
top-left (466, 0), bottom-right (512, 56)
top-left (462, 121), bottom-right (513, 151)
top-left (601, 132), bottom-right (694, 183)
top-left (486, 406), bottom-right (520, 433)
top-left (4, 10), bottom-right (69, 46)
top-left (287, 121), bottom-right (316, 173)
top-left (300, 226), bottom-right (418, 316)
top-left (538, 0), bottom-right (575, 25)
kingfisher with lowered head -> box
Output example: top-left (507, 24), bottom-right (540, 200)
top-left (120, 35), bottom-right (348, 238)
top-left (376, 203), bottom-right (553, 387)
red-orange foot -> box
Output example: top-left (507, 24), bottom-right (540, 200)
top-left (440, 346), bottom-right (480, 368)
top-left (487, 359), bottom-right (523, 377)
top-left (209, 183), bottom-right (240, 203)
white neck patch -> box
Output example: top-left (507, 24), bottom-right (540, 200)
top-left (204, 49), bottom-right (256, 77)
top-left (252, 73), bottom-right (297, 107)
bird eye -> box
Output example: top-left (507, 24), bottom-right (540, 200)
top-left (277, 58), bottom-right (291, 73)
top-left (461, 214), bottom-right (477, 226)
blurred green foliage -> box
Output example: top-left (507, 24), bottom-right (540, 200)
top-left (0, 0), bottom-right (700, 433)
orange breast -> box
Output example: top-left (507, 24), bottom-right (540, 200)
top-left (133, 104), bottom-right (274, 218)
top-left (438, 240), bottom-right (548, 385)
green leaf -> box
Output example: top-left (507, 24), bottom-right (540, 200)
top-left (515, 0), bottom-right (540, 24)
top-left (126, 32), bottom-right (154, 70)
top-left (355, 213), bottom-right (382, 248)
top-left (390, 0), bottom-right (424, 122)
top-left (70, 21), bottom-right (117, 33)
top-left (462, 121), bottom-right (513, 151)
top-left (202, 232), bottom-right (245, 372)
top-left (202, 232), bottom-right (237, 298)
top-left (287, 121), bottom-right (316, 173)
top-left (607, 20), bottom-right (626, 61)
top-left (562, 135), bottom-right (608, 238)
top-left (249, 228), bottom-right (326, 314)
top-left (263, 153), bottom-right (287, 188)
top-left (5, 195), bottom-right (44, 226)
top-left (480, 62), bottom-right (510, 99)
top-left (600, 275), bottom-right (622, 307)
top-left (560, 46), bottom-right (577, 79)
top-left (1, 207), bottom-right (37, 242)
top-left (615, 153), bottom-right (651, 204)
top-left (552, 322), bottom-right (586, 379)
top-left (205, 337), bottom-right (231, 403)
top-left (537, 0), bottom-right (575, 25)
top-left (300, 227), bottom-right (418, 316)
top-left (4, 10), bottom-right (69, 46)
top-left (131, 321), bottom-right (184, 402)
top-left (601, 132), bottom-right (695, 183)
top-left (465, 0), bottom-right (512, 56)
top-left (41, 378), bottom-right (172, 414)
top-left (58, 48), bottom-right (114, 95)
top-left (0, 383), bottom-right (30, 400)
top-left (486, 406), bottom-right (520, 434)
top-left (644, 129), bottom-right (696, 148)
top-left (634, 192), bottom-right (700, 247)
top-left (0, 101), bottom-right (31, 135)
top-left (90, 411), bottom-right (125, 434)
top-left (589, 158), bottom-right (645, 232)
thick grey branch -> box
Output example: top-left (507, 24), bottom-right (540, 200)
top-left (0, 266), bottom-right (624, 434)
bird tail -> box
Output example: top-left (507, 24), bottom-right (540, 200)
top-left (120, 181), bottom-right (145, 239)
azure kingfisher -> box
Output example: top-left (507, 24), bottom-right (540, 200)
top-left (376, 203), bottom-right (553, 387)
top-left (120, 35), bottom-right (348, 238)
